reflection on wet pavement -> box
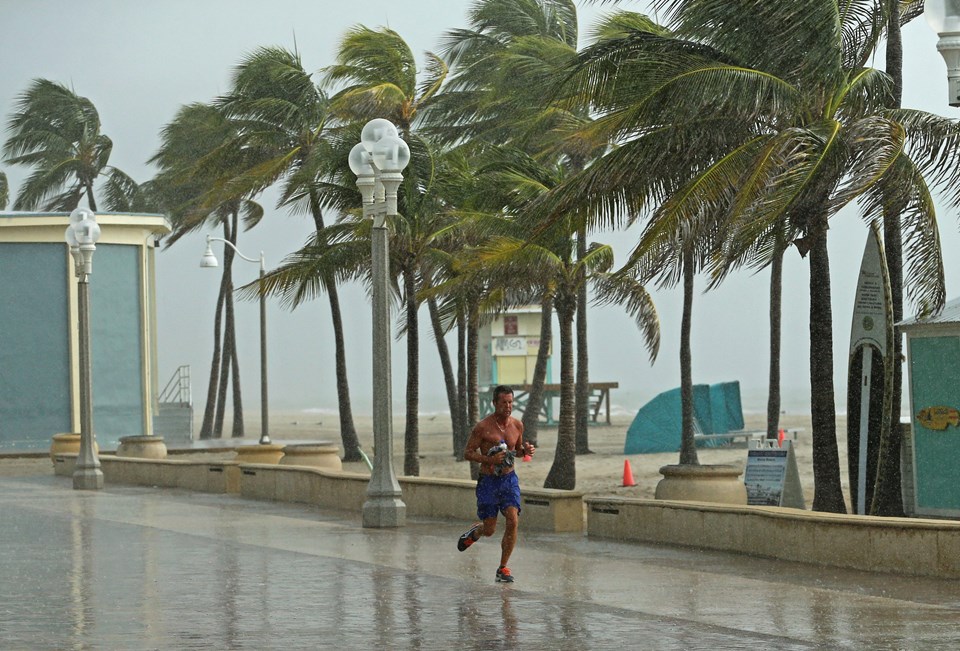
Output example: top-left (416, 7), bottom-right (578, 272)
top-left (1, 475), bottom-right (959, 649)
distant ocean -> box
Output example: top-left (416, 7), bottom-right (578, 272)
top-left (292, 386), bottom-right (831, 420)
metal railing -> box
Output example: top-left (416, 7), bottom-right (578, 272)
top-left (158, 365), bottom-right (191, 405)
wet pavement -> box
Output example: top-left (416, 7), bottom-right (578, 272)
top-left (2, 474), bottom-right (960, 649)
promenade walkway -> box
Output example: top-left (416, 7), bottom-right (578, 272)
top-left (2, 472), bottom-right (959, 649)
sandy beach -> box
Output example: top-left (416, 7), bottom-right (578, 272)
top-left (2, 410), bottom-right (849, 511)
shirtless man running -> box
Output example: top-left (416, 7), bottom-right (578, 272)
top-left (456, 385), bottom-right (535, 583)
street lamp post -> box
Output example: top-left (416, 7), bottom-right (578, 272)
top-left (66, 208), bottom-right (104, 490)
top-left (201, 236), bottom-right (271, 445)
top-left (349, 118), bottom-right (410, 528)
top-left (926, 0), bottom-right (960, 106)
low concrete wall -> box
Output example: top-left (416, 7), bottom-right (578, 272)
top-left (239, 464), bottom-right (369, 511)
top-left (64, 454), bottom-right (583, 533)
top-left (586, 496), bottom-right (960, 578)
top-left (239, 464), bottom-right (583, 533)
top-left (52, 455), bottom-right (960, 577)
top-left (54, 454), bottom-right (240, 494)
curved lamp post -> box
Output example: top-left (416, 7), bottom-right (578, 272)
top-left (66, 208), bottom-right (104, 490)
top-left (349, 118), bottom-right (410, 528)
top-left (926, 0), bottom-right (960, 106)
top-left (200, 236), bottom-right (271, 445)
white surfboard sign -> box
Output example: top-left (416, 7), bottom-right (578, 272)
top-left (849, 228), bottom-right (888, 357)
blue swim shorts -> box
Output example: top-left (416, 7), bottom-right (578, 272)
top-left (476, 472), bottom-right (522, 520)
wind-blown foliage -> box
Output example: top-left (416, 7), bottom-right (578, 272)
top-left (541, 1), bottom-right (960, 510)
top-left (3, 79), bottom-right (126, 211)
top-left (214, 46), bottom-right (367, 461)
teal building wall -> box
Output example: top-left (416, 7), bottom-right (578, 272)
top-left (0, 212), bottom-right (169, 451)
top-left (0, 243), bottom-right (71, 448)
top-left (907, 335), bottom-right (960, 513)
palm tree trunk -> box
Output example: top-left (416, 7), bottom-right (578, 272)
top-left (403, 268), bottom-right (420, 476)
top-left (214, 275), bottom-right (231, 438)
top-left (199, 266), bottom-right (227, 439)
top-left (521, 293), bottom-right (553, 447)
top-left (766, 243), bottom-right (785, 439)
top-left (575, 227), bottom-right (592, 454)
top-left (226, 217), bottom-right (243, 438)
top-left (308, 189), bottom-right (360, 460)
top-left (468, 304), bottom-right (480, 427)
top-left (467, 306), bottom-right (480, 481)
top-left (679, 249), bottom-right (699, 465)
top-left (455, 309), bottom-right (468, 457)
top-left (808, 211), bottom-right (846, 513)
top-left (328, 284), bottom-right (362, 461)
top-left (872, 0), bottom-right (906, 517)
top-left (428, 297), bottom-right (460, 455)
top-left (229, 317), bottom-right (244, 438)
top-left (544, 295), bottom-right (576, 489)
top-left (85, 183), bottom-right (97, 211)
top-left (214, 220), bottom-right (238, 438)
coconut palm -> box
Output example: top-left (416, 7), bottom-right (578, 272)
top-left (321, 25), bottom-right (449, 475)
top-left (212, 46), bottom-right (365, 462)
top-left (439, 147), bottom-right (659, 489)
top-left (869, 0), bottom-right (925, 516)
top-left (543, 2), bottom-right (960, 511)
top-left (435, 0), bottom-right (608, 452)
top-left (536, 0), bottom-right (957, 510)
top-left (150, 102), bottom-right (265, 439)
top-left (2, 79), bottom-right (121, 211)
top-left (0, 171), bottom-right (8, 210)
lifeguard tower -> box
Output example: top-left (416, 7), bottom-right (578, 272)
top-left (479, 305), bottom-right (617, 424)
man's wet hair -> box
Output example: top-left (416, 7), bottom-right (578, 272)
top-left (492, 385), bottom-right (514, 402)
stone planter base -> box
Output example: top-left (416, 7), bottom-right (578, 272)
top-left (655, 464), bottom-right (747, 505)
top-left (235, 443), bottom-right (285, 465)
top-left (117, 435), bottom-right (168, 459)
top-left (50, 433), bottom-right (98, 461)
top-left (280, 443), bottom-right (342, 471)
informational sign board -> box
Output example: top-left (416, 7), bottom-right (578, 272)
top-left (743, 440), bottom-right (805, 509)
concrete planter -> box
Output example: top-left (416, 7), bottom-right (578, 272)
top-left (116, 435), bottom-right (168, 459)
top-left (280, 443), bottom-right (342, 471)
top-left (235, 443), bottom-right (284, 465)
top-left (50, 433), bottom-right (97, 461)
top-left (655, 464), bottom-right (747, 505)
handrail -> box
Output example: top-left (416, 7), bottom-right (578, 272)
top-left (158, 365), bottom-right (191, 405)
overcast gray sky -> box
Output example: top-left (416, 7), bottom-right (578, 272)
top-left (2, 1), bottom-right (958, 420)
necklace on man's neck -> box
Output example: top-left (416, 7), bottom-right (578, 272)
top-left (495, 418), bottom-right (506, 435)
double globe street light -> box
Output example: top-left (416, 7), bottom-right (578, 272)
top-left (65, 208), bottom-right (104, 490)
top-left (927, 0), bottom-right (960, 106)
top-left (201, 236), bottom-right (271, 445)
top-left (349, 118), bottom-right (410, 528)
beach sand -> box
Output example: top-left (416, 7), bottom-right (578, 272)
top-left (2, 410), bottom-right (850, 511)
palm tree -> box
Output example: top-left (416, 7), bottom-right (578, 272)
top-left (149, 102), bottom-right (265, 439)
top-left (213, 46), bottom-right (365, 461)
top-left (442, 148), bottom-right (659, 489)
top-left (870, 0), bottom-right (926, 517)
top-left (543, 2), bottom-right (960, 511)
top-left (322, 25), bottom-right (449, 475)
top-left (435, 0), bottom-right (608, 452)
top-left (0, 171), bottom-right (8, 210)
top-left (3, 79), bottom-right (120, 211)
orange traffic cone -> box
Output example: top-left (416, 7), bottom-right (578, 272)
top-left (778, 428), bottom-right (785, 446)
top-left (622, 459), bottom-right (637, 487)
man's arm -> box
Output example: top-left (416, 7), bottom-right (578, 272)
top-left (463, 424), bottom-right (487, 464)
top-left (514, 419), bottom-right (534, 457)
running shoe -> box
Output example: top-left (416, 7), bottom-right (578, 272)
top-left (457, 524), bottom-right (480, 552)
top-left (495, 566), bottom-right (514, 583)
